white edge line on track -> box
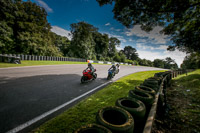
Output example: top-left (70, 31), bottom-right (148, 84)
top-left (6, 81), bottom-right (112, 133)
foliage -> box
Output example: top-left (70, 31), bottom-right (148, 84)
top-left (96, 0), bottom-right (200, 53)
top-left (121, 46), bottom-right (139, 60)
top-left (153, 69), bottom-right (200, 133)
top-left (153, 57), bottom-right (178, 69)
top-left (0, 0), bottom-right (63, 56)
top-left (181, 52), bottom-right (200, 69)
top-left (137, 58), bottom-right (153, 67)
top-left (33, 70), bottom-right (165, 133)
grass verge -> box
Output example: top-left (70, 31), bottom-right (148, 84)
top-left (0, 61), bottom-right (88, 68)
top-left (33, 70), bottom-right (166, 133)
top-left (153, 69), bottom-right (200, 133)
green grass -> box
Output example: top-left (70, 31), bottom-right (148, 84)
top-left (171, 69), bottom-right (200, 129)
top-left (33, 70), bottom-right (166, 133)
top-left (0, 61), bottom-right (88, 68)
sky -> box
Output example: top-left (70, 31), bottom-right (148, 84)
top-left (28, 0), bottom-right (186, 67)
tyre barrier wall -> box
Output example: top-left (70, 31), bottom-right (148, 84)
top-left (0, 54), bottom-right (132, 65)
top-left (74, 70), bottom-right (186, 133)
top-left (0, 55), bottom-right (21, 64)
top-left (0, 54), bottom-right (86, 63)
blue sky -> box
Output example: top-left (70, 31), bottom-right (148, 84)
top-left (28, 0), bottom-right (186, 66)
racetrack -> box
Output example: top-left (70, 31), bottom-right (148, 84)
top-left (0, 64), bottom-right (165, 133)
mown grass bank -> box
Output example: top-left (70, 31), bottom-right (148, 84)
top-left (0, 61), bottom-right (88, 68)
top-left (33, 70), bottom-right (166, 133)
top-left (153, 69), bottom-right (200, 133)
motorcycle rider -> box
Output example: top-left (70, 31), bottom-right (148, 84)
top-left (116, 63), bottom-right (120, 74)
top-left (108, 64), bottom-right (116, 77)
top-left (86, 63), bottom-right (95, 77)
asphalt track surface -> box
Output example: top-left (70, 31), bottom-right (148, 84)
top-left (0, 64), bottom-right (165, 133)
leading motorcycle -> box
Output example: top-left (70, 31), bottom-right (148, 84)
top-left (81, 69), bottom-right (97, 83)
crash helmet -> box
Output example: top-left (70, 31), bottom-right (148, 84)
top-left (88, 63), bottom-right (92, 66)
top-left (112, 64), bottom-right (115, 67)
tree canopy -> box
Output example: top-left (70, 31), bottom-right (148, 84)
top-left (96, 0), bottom-right (200, 53)
top-left (0, 0), bottom-right (181, 69)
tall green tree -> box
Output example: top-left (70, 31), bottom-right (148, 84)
top-left (96, 0), bottom-right (200, 53)
top-left (108, 37), bottom-right (120, 58)
top-left (93, 32), bottom-right (109, 60)
top-left (164, 57), bottom-right (178, 69)
top-left (0, 0), bottom-right (62, 56)
top-left (181, 53), bottom-right (200, 69)
top-left (153, 59), bottom-right (165, 68)
top-left (69, 22), bottom-right (98, 59)
top-left (0, 0), bottom-right (16, 53)
top-left (52, 32), bottom-right (70, 56)
top-left (121, 46), bottom-right (138, 60)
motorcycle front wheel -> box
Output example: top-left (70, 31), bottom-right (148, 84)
top-left (107, 74), bottom-right (111, 80)
top-left (81, 76), bottom-right (85, 83)
top-left (93, 73), bottom-right (97, 80)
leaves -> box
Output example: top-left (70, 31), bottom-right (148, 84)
top-left (96, 0), bottom-right (200, 53)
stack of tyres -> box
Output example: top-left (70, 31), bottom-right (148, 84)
top-left (96, 106), bottom-right (134, 133)
top-left (142, 79), bottom-right (159, 92)
top-left (115, 97), bottom-right (146, 122)
top-left (115, 97), bottom-right (146, 133)
top-left (135, 86), bottom-right (156, 98)
top-left (74, 124), bottom-right (112, 133)
top-left (128, 89), bottom-right (154, 118)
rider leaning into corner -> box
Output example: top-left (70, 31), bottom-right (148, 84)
top-left (116, 63), bottom-right (120, 74)
top-left (86, 62), bottom-right (95, 77)
top-left (109, 64), bottom-right (117, 75)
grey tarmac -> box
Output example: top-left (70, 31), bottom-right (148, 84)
top-left (0, 64), bottom-right (165, 133)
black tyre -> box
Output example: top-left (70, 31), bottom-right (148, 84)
top-left (142, 82), bottom-right (159, 92)
top-left (135, 86), bottom-right (156, 97)
top-left (93, 73), bottom-right (97, 80)
top-left (107, 74), bottom-right (111, 80)
top-left (128, 90), bottom-right (154, 107)
top-left (14, 60), bottom-right (20, 64)
top-left (74, 124), bottom-right (112, 133)
top-left (81, 76), bottom-right (85, 83)
top-left (96, 106), bottom-right (134, 133)
top-left (115, 97), bottom-right (146, 121)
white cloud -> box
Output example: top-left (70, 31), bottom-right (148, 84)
top-left (129, 39), bottom-right (134, 42)
top-left (35, 0), bottom-right (53, 13)
top-left (105, 32), bottom-right (127, 43)
top-left (51, 26), bottom-right (72, 40)
top-left (137, 49), bottom-right (186, 67)
top-left (125, 25), bottom-right (169, 44)
top-left (136, 43), bottom-right (168, 50)
top-left (115, 29), bottom-right (121, 32)
top-left (105, 23), bottom-right (111, 26)
top-left (116, 46), bottom-right (123, 51)
top-left (136, 39), bottom-right (147, 43)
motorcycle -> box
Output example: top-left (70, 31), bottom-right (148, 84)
top-left (107, 70), bottom-right (115, 80)
top-left (81, 69), bottom-right (97, 83)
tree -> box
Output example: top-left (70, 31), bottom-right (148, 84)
top-left (96, 0), bottom-right (200, 53)
top-left (181, 53), bottom-right (200, 69)
top-left (69, 22), bottom-right (98, 59)
top-left (108, 37), bottom-right (120, 59)
top-left (93, 32), bottom-right (109, 60)
top-left (164, 57), bottom-right (178, 69)
top-left (0, 0), bottom-right (62, 56)
top-left (153, 59), bottom-right (165, 68)
top-left (121, 46), bottom-right (138, 60)
top-left (52, 32), bottom-right (71, 56)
